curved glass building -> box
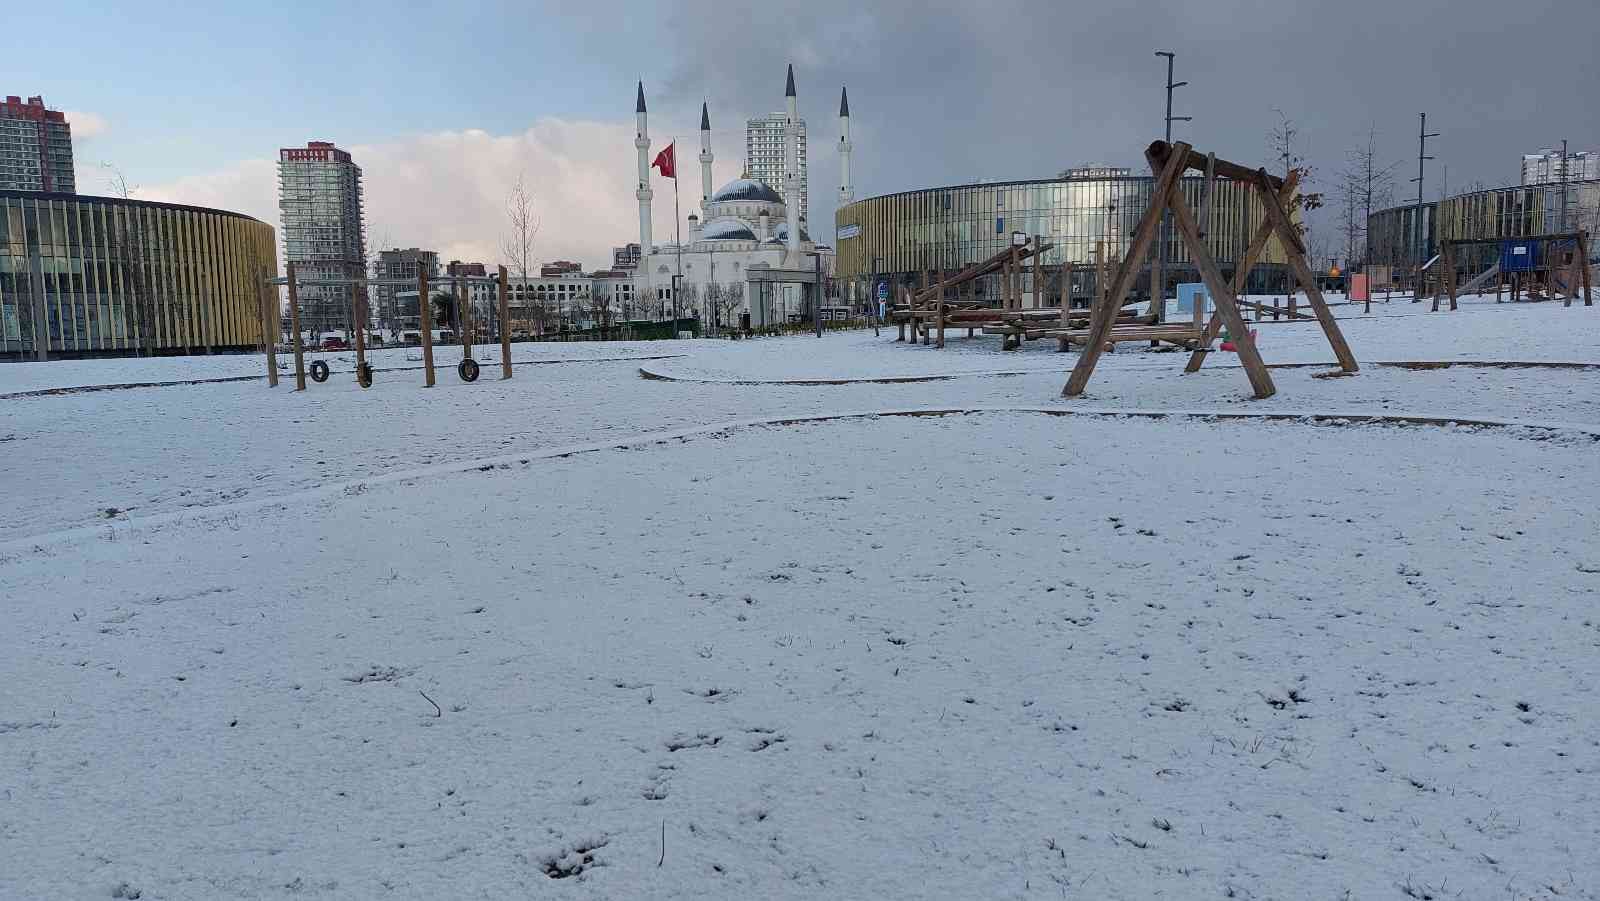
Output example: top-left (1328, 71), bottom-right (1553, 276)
top-left (1, 190), bottom-right (277, 360)
top-left (834, 168), bottom-right (1292, 304)
top-left (1367, 179), bottom-right (1600, 276)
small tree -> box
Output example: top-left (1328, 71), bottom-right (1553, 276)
top-left (102, 164), bottom-right (160, 356)
top-left (500, 174), bottom-right (542, 333)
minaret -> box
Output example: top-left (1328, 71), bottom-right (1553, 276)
top-left (783, 64), bottom-right (801, 261)
top-left (838, 86), bottom-right (853, 205)
top-left (634, 81), bottom-right (653, 305)
top-left (699, 102), bottom-right (714, 211)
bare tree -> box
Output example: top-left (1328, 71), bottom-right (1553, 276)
top-left (725, 282), bottom-right (745, 328)
top-left (500, 174), bottom-right (543, 334)
top-left (1342, 128), bottom-right (1398, 271)
top-left (102, 163), bottom-right (160, 357)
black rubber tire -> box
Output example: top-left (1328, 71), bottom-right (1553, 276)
top-left (309, 360), bottom-right (331, 383)
top-left (458, 358), bottom-right (480, 382)
top-left (357, 362), bottom-right (374, 388)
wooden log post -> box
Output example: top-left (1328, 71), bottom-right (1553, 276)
top-left (1010, 245), bottom-right (1021, 310)
top-left (457, 273), bottom-right (472, 360)
top-left (1064, 143), bottom-right (1189, 397)
top-left (286, 261), bottom-right (306, 391)
top-left (261, 275), bottom-right (278, 387)
top-left (1447, 242), bottom-right (1459, 311)
top-left (418, 268), bottom-right (436, 387)
top-left (498, 265), bottom-right (513, 378)
top-left (936, 270), bottom-right (947, 348)
top-left (352, 278), bottom-right (368, 386)
top-left (1032, 235), bottom-right (1042, 310)
top-left (1184, 171), bottom-right (1299, 374)
top-left (1251, 169), bottom-right (1358, 373)
top-left (1058, 262), bottom-right (1075, 352)
top-left (1574, 228), bottom-right (1587, 307)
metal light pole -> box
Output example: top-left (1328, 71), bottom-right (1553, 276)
top-left (1410, 112), bottom-right (1439, 299)
top-left (814, 252), bottom-right (824, 338)
top-left (1154, 50), bottom-right (1190, 322)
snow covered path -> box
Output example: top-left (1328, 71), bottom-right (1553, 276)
top-left (3, 295), bottom-right (1600, 899)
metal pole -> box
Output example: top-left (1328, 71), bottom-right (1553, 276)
top-left (1153, 50), bottom-right (1190, 324)
top-left (673, 158), bottom-right (682, 335)
top-left (815, 252), bottom-right (823, 338)
top-left (1561, 139), bottom-right (1570, 233)
top-left (1411, 112), bottom-right (1439, 300)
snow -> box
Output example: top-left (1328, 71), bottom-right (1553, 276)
top-left (3, 292), bottom-right (1599, 899)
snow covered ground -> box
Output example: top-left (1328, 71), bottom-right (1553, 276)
top-left (2, 293), bottom-right (1599, 899)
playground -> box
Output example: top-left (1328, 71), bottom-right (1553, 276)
top-left (3, 283), bottom-right (1599, 899)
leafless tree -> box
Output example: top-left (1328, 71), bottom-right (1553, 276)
top-left (500, 173), bottom-right (543, 334)
top-left (1342, 127), bottom-right (1399, 270)
top-left (725, 282), bottom-right (745, 328)
top-left (102, 163), bottom-right (160, 356)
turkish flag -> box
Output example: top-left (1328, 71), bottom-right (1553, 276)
top-left (651, 142), bottom-right (676, 179)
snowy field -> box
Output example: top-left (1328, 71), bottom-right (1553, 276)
top-left (3, 293), bottom-right (1599, 899)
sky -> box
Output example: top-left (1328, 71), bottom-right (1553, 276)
top-left (4, 0), bottom-right (1597, 269)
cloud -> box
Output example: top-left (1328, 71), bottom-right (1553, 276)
top-left (134, 117), bottom-right (749, 270)
top-left (66, 111), bottom-right (110, 140)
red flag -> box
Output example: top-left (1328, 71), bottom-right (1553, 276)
top-left (651, 142), bottom-right (676, 179)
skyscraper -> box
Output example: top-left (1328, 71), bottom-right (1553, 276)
top-left (746, 109), bottom-right (807, 224)
top-left (278, 141), bottom-right (365, 334)
top-left (0, 95), bottom-right (75, 193)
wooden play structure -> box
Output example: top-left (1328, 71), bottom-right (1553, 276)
top-left (261, 264), bottom-right (515, 390)
top-left (1432, 232), bottom-right (1592, 312)
top-left (889, 237), bottom-right (1185, 352)
top-left (1064, 140), bottom-right (1358, 400)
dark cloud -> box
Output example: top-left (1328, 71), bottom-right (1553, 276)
top-left (645, 0), bottom-right (1600, 243)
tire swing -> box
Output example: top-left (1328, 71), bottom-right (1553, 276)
top-left (357, 361), bottom-right (374, 388)
top-left (457, 358), bottom-right (480, 382)
top-left (309, 360), bottom-right (331, 383)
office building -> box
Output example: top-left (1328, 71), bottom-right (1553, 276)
top-left (1521, 148), bottom-right (1600, 186)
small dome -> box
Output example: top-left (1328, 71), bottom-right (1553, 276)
top-left (709, 178), bottom-right (784, 204)
top-left (699, 216), bottom-right (757, 242)
top-left (768, 222), bottom-right (810, 244)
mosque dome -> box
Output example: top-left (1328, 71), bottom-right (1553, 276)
top-left (768, 221), bottom-right (810, 244)
top-left (699, 216), bottom-right (758, 242)
top-left (709, 178), bottom-right (784, 205)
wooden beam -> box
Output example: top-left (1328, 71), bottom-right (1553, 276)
top-left (1252, 169), bottom-right (1358, 373)
top-left (1058, 262), bottom-right (1075, 352)
top-left (418, 268), bottom-right (436, 387)
top-left (352, 277), bottom-right (368, 386)
top-left (1149, 141), bottom-right (1286, 191)
top-left (286, 261), bottom-right (306, 391)
top-left (1581, 231), bottom-right (1593, 306)
top-left (261, 275), bottom-right (278, 387)
top-left (1032, 235), bottom-right (1042, 310)
top-left (1166, 167), bottom-right (1276, 398)
top-left (1064, 142), bottom-right (1190, 397)
top-left (498, 265), bottom-right (513, 378)
top-left (1184, 171), bottom-right (1300, 374)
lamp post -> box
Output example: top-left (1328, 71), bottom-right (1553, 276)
top-left (1153, 51), bottom-right (1191, 322)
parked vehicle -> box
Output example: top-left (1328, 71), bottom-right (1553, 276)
top-left (320, 337), bottom-right (348, 351)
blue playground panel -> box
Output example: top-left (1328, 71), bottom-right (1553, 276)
top-left (1176, 282), bottom-right (1211, 315)
top-left (1501, 239), bottom-right (1539, 273)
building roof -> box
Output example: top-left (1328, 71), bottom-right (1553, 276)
top-left (785, 64), bottom-right (796, 98)
top-left (636, 81), bottom-right (647, 113)
top-left (700, 102), bottom-right (710, 131)
top-left (709, 178), bottom-right (784, 205)
top-left (0, 188), bottom-right (268, 224)
top-left (700, 217), bottom-right (758, 242)
top-left (839, 86), bottom-right (849, 118)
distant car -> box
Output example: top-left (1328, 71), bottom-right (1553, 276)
top-left (320, 337), bottom-right (348, 351)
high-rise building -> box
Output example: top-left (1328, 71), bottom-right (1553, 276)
top-left (746, 110), bottom-right (807, 224)
top-left (0, 95), bottom-right (75, 193)
top-left (372, 247), bottom-right (438, 334)
top-left (278, 141), bottom-right (365, 334)
top-left (1521, 148), bottom-right (1599, 186)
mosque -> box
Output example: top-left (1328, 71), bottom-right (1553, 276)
top-left (632, 65), bottom-right (845, 327)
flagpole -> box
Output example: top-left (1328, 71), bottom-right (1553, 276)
top-left (673, 139), bottom-right (682, 336)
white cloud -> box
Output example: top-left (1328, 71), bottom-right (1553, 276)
top-left (66, 111), bottom-right (110, 140)
top-left (132, 117), bottom-right (748, 271)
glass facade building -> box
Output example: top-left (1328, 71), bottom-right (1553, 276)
top-left (278, 142), bottom-right (365, 335)
top-left (1367, 179), bottom-right (1600, 278)
top-left (1, 190), bottom-right (277, 361)
top-left (834, 171), bottom-right (1291, 304)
